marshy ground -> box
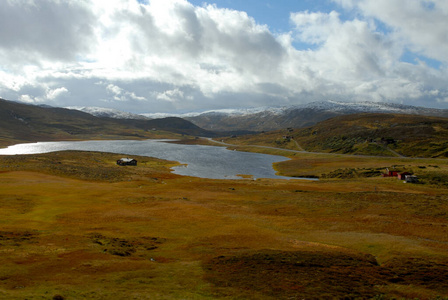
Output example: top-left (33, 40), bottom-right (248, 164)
top-left (0, 149), bottom-right (447, 299)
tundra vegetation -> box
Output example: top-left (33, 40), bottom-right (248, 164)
top-left (223, 113), bottom-right (448, 159)
top-left (0, 148), bottom-right (447, 299)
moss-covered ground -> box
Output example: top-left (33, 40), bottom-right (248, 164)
top-left (0, 149), bottom-right (447, 299)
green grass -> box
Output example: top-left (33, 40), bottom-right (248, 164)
top-left (221, 113), bottom-right (448, 159)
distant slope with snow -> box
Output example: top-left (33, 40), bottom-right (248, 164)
top-left (66, 106), bottom-right (149, 120)
top-left (69, 101), bottom-right (448, 132)
top-left (184, 101), bottom-right (448, 132)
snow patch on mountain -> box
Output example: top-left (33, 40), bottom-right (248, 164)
top-left (147, 100), bottom-right (434, 119)
top-left (295, 100), bottom-right (420, 113)
top-left (141, 106), bottom-right (286, 118)
top-left (66, 106), bottom-right (149, 120)
top-left (68, 100), bottom-right (447, 122)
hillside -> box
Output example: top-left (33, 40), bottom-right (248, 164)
top-left (68, 100), bottom-right (448, 133)
top-left (0, 98), bottom-right (216, 147)
top-left (223, 113), bottom-right (448, 158)
top-left (185, 107), bottom-right (342, 131)
top-left (116, 117), bottom-right (220, 137)
top-left (185, 101), bottom-right (448, 132)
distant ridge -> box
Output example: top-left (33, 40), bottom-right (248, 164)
top-left (0, 98), bottom-right (217, 147)
top-left (66, 106), bottom-right (149, 120)
top-left (69, 100), bottom-right (448, 132)
top-left (183, 101), bottom-right (448, 132)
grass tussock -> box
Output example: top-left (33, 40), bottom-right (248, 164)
top-left (204, 250), bottom-right (448, 299)
top-left (0, 150), bottom-right (447, 299)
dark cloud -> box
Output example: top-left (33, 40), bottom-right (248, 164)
top-left (0, 0), bottom-right (447, 112)
top-left (0, 0), bottom-right (96, 65)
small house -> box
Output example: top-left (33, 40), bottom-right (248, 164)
top-left (382, 168), bottom-right (400, 177)
top-left (117, 158), bottom-right (137, 166)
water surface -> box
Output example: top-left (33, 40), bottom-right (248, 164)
top-left (0, 139), bottom-right (306, 180)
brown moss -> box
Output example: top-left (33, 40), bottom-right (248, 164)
top-left (0, 150), bottom-right (447, 299)
top-left (204, 250), bottom-right (382, 299)
top-left (204, 250), bottom-right (448, 299)
top-left (0, 150), bottom-right (178, 182)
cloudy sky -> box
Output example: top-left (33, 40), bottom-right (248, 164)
top-left (1, 0), bottom-right (447, 113)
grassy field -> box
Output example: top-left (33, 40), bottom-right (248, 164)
top-left (0, 149), bottom-right (448, 299)
top-left (220, 113), bottom-right (448, 159)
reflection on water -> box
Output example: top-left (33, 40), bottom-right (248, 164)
top-left (0, 139), bottom-right (314, 180)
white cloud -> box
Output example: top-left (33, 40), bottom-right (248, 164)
top-left (107, 84), bottom-right (124, 98)
top-left (17, 86), bottom-right (68, 103)
top-left (290, 10), bottom-right (397, 79)
top-left (0, 72), bottom-right (29, 92)
top-left (46, 87), bottom-right (68, 100)
top-left (332, 0), bottom-right (448, 63)
top-left (18, 94), bottom-right (36, 104)
top-left (0, 0), bottom-right (447, 112)
top-left (156, 88), bottom-right (185, 102)
top-left (287, 6), bottom-right (448, 103)
top-left (105, 83), bottom-right (147, 102)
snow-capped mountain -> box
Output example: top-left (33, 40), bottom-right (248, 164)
top-left (183, 101), bottom-right (448, 132)
top-left (66, 106), bottom-right (149, 120)
top-left (140, 106), bottom-right (286, 119)
top-left (298, 100), bottom-right (425, 113)
top-left (68, 101), bottom-right (448, 132)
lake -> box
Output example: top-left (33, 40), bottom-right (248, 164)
top-left (0, 139), bottom-right (312, 180)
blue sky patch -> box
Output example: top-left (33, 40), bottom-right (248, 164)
top-left (401, 51), bottom-right (442, 69)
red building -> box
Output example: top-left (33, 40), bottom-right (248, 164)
top-left (382, 168), bottom-right (399, 177)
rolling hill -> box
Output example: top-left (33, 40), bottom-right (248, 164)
top-left (184, 101), bottom-right (448, 132)
top-left (0, 98), bottom-right (216, 147)
top-left (224, 113), bottom-right (448, 158)
top-left (69, 100), bottom-right (448, 133)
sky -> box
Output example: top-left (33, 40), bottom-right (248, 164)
top-left (1, 0), bottom-right (448, 114)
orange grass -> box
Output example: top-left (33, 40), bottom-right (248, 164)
top-left (0, 151), bottom-right (448, 299)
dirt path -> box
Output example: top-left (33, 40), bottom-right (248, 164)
top-left (291, 138), bottom-right (305, 151)
top-left (203, 137), bottom-right (308, 154)
top-left (203, 138), bottom-right (443, 161)
top-left (385, 145), bottom-right (406, 157)
top-left (372, 142), bottom-right (406, 158)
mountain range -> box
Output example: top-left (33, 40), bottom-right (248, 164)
top-left (70, 100), bottom-right (448, 132)
top-left (183, 101), bottom-right (448, 132)
top-left (0, 98), bottom-right (216, 147)
top-left (2, 98), bottom-right (448, 158)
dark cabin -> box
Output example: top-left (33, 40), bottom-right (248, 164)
top-left (117, 158), bottom-right (137, 166)
top-left (404, 175), bottom-right (419, 183)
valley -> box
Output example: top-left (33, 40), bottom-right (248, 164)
top-left (1, 99), bottom-right (448, 299)
top-left (0, 150), bottom-right (447, 299)
top-left (3, 0), bottom-right (448, 298)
